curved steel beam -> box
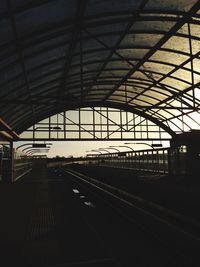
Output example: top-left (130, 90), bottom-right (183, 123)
top-left (16, 101), bottom-right (176, 137)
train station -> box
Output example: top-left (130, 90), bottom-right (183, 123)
top-left (0, 0), bottom-right (200, 266)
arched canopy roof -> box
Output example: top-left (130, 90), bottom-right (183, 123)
top-left (1, 0), bottom-right (200, 135)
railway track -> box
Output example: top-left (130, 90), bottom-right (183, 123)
top-left (61, 167), bottom-right (200, 266)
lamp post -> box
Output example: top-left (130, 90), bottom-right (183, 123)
top-left (95, 149), bottom-right (111, 154)
top-left (124, 142), bottom-right (162, 149)
top-left (16, 143), bottom-right (36, 150)
top-left (27, 151), bottom-right (38, 156)
top-left (100, 147), bottom-right (121, 153)
top-left (22, 145), bottom-right (51, 152)
top-left (86, 154), bottom-right (100, 157)
top-left (86, 150), bottom-right (103, 154)
top-left (26, 150), bottom-right (41, 155)
top-left (85, 150), bottom-right (103, 158)
top-left (16, 142), bottom-right (52, 150)
top-left (109, 145), bottom-right (135, 151)
top-left (85, 148), bottom-right (111, 157)
top-left (26, 148), bottom-right (50, 155)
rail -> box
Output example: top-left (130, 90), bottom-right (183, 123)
top-left (13, 150), bottom-right (33, 181)
top-left (62, 167), bottom-right (200, 265)
top-left (13, 162), bottom-right (32, 181)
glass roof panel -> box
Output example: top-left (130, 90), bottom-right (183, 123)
top-left (15, 0), bottom-right (76, 35)
top-left (31, 82), bottom-right (58, 95)
top-left (0, 0), bottom-right (200, 135)
top-left (166, 99), bottom-right (182, 107)
top-left (189, 111), bottom-right (200, 125)
top-left (181, 93), bottom-right (195, 107)
top-left (144, 0), bottom-right (198, 11)
top-left (177, 24), bottom-right (189, 35)
top-left (13, 0), bottom-right (43, 7)
top-left (130, 99), bottom-right (149, 106)
top-left (161, 76), bottom-right (189, 90)
top-left (86, 0), bottom-right (142, 16)
top-left (161, 35), bottom-right (190, 53)
top-left (126, 92), bottom-right (138, 99)
top-left (191, 39), bottom-right (200, 55)
top-left (99, 70), bottom-right (128, 78)
top-left (126, 83), bottom-right (149, 91)
top-left (82, 62), bottom-right (104, 73)
top-left (24, 46), bottom-right (66, 70)
top-left (150, 50), bottom-right (189, 65)
top-left (190, 23), bottom-right (200, 38)
top-left (136, 94), bottom-right (159, 104)
top-left (194, 88), bottom-right (200, 102)
top-left (105, 61), bottom-right (131, 70)
top-left (0, 63), bottom-right (22, 84)
top-left (131, 20), bottom-right (175, 32)
top-left (96, 34), bottom-right (122, 48)
top-left (91, 84), bottom-right (114, 90)
top-left (0, 79), bottom-right (26, 98)
top-left (145, 72), bottom-right (164, 80)
top-left (192, 58), bottom-right (200, 74)
top-left (28, 59), bottom-right (65, 81)
top-left (183, 114), bottom-right (200, 128)
top-left (142, 61), bottom-right (174, 75)
top-left (30, 72), bottom-right (61, 87)
top-left (116, 48), bottom-right (149, 59)
top-left (120, 33), bottom-right (163, 47)
top-left (23, 34), bottom-right (70, 57)
top-left (193, 74), bottom-right (200, 83)
top-left (77, 50), bottom-right (110, 64)
top-left (0, 0), bottom-right (7, 14)
top-left (0, 18), bottom-right (14, 45)
top-left (24, 24), bottom-right (72, 46)
top-left (131, 71), bottom-right (152, 81)
top-left (87, 22), bottom-right (128, 35)
top-left (171, 68), bottom-right (192, 84)
top-left (144, 90), bottom-right (169, 100)
top-left (166, 121), bottom-right (183, 132)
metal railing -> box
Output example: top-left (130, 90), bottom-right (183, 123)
top-left (88, 147), bottom-right (170, 174)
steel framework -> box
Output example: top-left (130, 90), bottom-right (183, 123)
top-left (20, 107), bottom-right (171, 141)
top-left (1, 1), bottom-right (200, 140)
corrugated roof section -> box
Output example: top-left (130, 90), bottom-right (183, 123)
top-left (0, 0), bottom-right (200, 135)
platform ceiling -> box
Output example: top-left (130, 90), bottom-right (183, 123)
top-left (1, 0), bottom-right (200, 135)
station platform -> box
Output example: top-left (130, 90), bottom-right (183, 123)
top-left (0, 167), bottom-right (114, 267)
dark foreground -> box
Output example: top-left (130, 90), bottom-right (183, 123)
top-left (0, 166), bottom-right (198, 267)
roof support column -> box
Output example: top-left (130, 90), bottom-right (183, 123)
top-left (1, 142), bottom-right (14, 183)
top-left (188, 22), bottom-right (195, 108)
